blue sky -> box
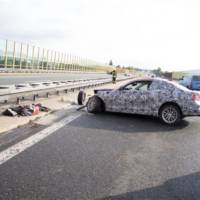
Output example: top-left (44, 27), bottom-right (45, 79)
top-left (0, 0), bottom-right (200, 71)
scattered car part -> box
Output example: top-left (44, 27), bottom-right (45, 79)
top-left (77, 91), bottom-right (86, 105)
top-left (3, 108), bottom-right (18, 116)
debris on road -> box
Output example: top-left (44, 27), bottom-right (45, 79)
top-left (77, 90), bottom-right (86, 105)
top-left (3, 108), bottom-right (18, 117)
top-left (76, 105), bottom-right (86, 111)
top-left (2, 104), bottom-right (50, 117)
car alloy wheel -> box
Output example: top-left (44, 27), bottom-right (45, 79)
top-left (161, 105), bottom-right (179, 124)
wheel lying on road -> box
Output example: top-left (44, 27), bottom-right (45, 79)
top-left (87, 96), bottom-right (104, 113)
top-left (78, 91), bottom-right (86, 105)
top-left (159, 104), bottom-right (182, 125)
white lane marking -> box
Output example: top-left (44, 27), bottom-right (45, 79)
top-left (0, 113), bottom-right (82, 165)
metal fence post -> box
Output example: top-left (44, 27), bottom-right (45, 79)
top-left (31, 46), bottom-right (35, 70)
top-left (12, 41), bottom-right (16, 71)
top-left (63, 53), bottom-right (66, 71)
top-left (19, 43), bottom-right (22, 70)
top-left (49, 50), bottom-right (53, 71)
top-left (4, 40), bottom-right (8, 69)
top-left (37, 47), bottom-right (40, 70)
top-left (53, 51), bottom-right (56, 71)
top-left (41, 48), bottom-right (44, 71)
top-left (26, 44), bottom-right (29, 70)
top-left (60, 53), bottom-right (63, 70)
top-left (46, 49), bottom-right (49, 71)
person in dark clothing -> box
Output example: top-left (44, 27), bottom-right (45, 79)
top-left (112, 70), bottom-right (117, 84)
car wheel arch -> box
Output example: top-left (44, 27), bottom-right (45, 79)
top-left (158, 102), bottom-right (183, 117)
top-left (88, 95), bottom-right (106, 112)
top-left (97, 96), bottom-right (106, 111)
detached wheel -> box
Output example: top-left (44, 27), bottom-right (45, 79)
top-left (78, 91), bottom-right (86, 105)
top-left (87, 96), bottom-right (104, 113)
top-left (159, 104), bottom-right (182, 125)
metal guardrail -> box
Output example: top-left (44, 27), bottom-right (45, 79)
top-left (0, 77), bottom-right (133, 104)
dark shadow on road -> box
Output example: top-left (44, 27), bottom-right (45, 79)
top-left (97, 172), bottom-right (200, 200)
top-left (70, 111), bottom-right (190, 133)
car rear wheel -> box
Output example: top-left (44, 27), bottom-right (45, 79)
top-left (159, 104), bottom-right (182, 125)
top-left (87, 96), bottom-right (103, 113)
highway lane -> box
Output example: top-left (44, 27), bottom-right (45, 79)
top-left (0, 111), bottom-right (200, 200)
top-left (0, 73), bottom-right (112, 85)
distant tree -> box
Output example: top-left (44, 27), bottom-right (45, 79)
top-left (109, 60), bottom-right (113, 66)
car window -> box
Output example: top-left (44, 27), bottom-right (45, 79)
top-left (123, 81), bottom-right (152, 91)
top-left (150, 80), bottom-right (175, 91)
top-left (192, 75), bottom-right (200, 81)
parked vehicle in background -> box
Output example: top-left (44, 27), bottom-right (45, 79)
top-left (179, 75), bottom-right (200, 90)
top-left (87, 78), bottom-right (200, 125)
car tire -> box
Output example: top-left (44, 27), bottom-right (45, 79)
top-left (78, 91), bottom-right (86, 105)
top-left (159, 104), bottom-right (182, 125)
top-left (87, 96), bottom-right (103, 113)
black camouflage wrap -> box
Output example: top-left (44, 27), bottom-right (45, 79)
top-left (94, 78), bottom-right (200, 117)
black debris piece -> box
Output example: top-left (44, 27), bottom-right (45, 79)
top-left (3, 108), bottom-right (18, 116)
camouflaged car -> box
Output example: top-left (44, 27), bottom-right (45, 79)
top-left (87, 78), bottom-right (200, 125)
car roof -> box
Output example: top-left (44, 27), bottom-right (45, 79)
top-left (119, 77), bottom-right (173, 88)
top-left (126, 77), bottom-right (167, 83)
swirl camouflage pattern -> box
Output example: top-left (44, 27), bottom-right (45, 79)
top-left (88, 78), bottom-right (200, 124)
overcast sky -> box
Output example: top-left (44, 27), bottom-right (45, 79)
top-left (0, 0), bottom-right (200, 71)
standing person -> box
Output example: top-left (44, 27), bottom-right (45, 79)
top-left (112, 70), bottom-right (117, 84)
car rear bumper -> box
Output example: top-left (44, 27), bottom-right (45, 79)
top-left (182, 102), bottom-right (200, 117)
top-left (183, 109), bottom-right (200, 117)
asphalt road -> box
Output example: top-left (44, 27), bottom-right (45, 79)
top-left (0, 73), bottom-right (112, 85)
top-left (1, 111), bottom-right (200, 200)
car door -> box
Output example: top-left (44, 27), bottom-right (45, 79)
top-left (107, 83), bottom-right (138, 113)
top-left (111, 81), bottom-right (153, 114)
top-left (130, 81), bottom-right (153, 114)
